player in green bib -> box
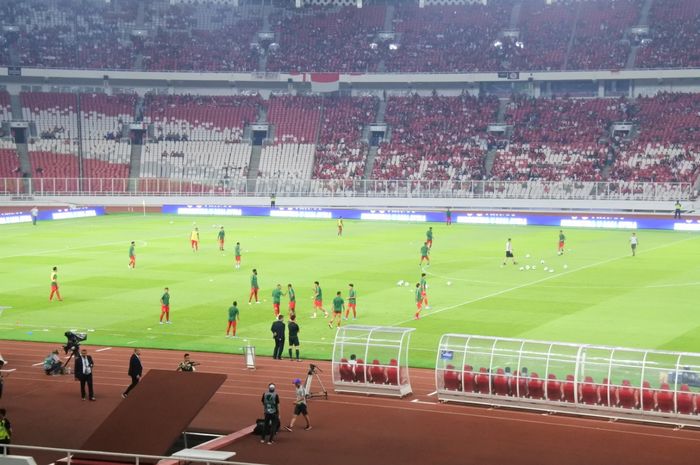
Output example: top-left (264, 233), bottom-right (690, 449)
top-left (420, 243), bottom-right (430, 267)
top-left (249, 269), bottom-right (260, 304)
top-left (218, 227), bottom-right (225, 251)
top-left (414, 283), bottom-right (423, 320)
top-left (272, 284), bottom-right (284, 317)
top-left (234, 242), bottom-right (241, 269)
top-left (345, 283), bottom-right (357, 320)
top-left (160, 287), bottom-right (171, 324)
top-left (420, 272), bottom-right (430, 309)
top-left (328, 291), bottom-right (345, 329)
top-left (226, 301), bottom-right (239, 337)
top-left (287, 283), bottom-right (297, 317)
top-left (558, 230), bottom-right (566, 255)
top-left (128, 241), bottom-right (136, 269)
top-left (312, 281), bottom-right (327, 318)
top-left (426, 227), bottom-right (433, 248)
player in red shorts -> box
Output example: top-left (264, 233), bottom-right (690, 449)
top-left (558, 230), bottom-right (566, 255)
top-left (414, 283), bottom-right (423, 320)
top-left (234, 242), bottom-right (241, 269)
top-left (311, 281), bottom-right (328, 318)
top-left (128, 241), bottom-right (136, 269)
top-left (287, 284), bottom-right (296, 317)
top-left (190, 227), bottom-right (199, 252)
top-left (49, 266), bottom-right (62, 301)
top-left (271, 284), bottom-right (284, 317)
top-left (249, 269), bottom-right (260, 304)
top-left (337, 217), bottom-right (343, 237)
top-left (217, 227), bottom-right (225, 251)
top-left (160, 287), bottom-right (171, 324)
top-left (345, 283), bottom-right (357, 320)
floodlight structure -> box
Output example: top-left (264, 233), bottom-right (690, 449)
top-left (436, 334), bottom-right (700, 427)
top-left (332, 325), bottom-right (415, 397)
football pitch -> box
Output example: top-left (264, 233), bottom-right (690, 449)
top-left (1, 213), bottom-right (700, 368)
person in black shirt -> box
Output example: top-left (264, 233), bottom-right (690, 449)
top-left (288, 315), bottom-right (301, 362)
top-left (271, 315), bottom-right (285, 360)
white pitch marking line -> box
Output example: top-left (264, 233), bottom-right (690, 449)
top-left (396, 235), bottom-right (698, 325)
top-left (426, 391), bottom-right (437, 396)
top-left (126, 341), bottom-right (137, 345)
top-left (411, 399), bottom-right (433, 404)
top-left (95, 347), bottom-right (112, 352)
top-left (31, 362), bottom-right (43, 367)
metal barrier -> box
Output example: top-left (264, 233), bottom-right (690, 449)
top-left (0, 177), bottom-right (693, 201)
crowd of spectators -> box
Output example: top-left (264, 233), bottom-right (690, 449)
top-left (636, 0), bottom-right (700, 69)
top-left (266, 6), bottom-right (386, 72)
top-left (373, 94), bottom-right (497, 181)
top-left (312, 96), bottom-right (377, 180)
top-left (2, 0), bottom-right (700, 72)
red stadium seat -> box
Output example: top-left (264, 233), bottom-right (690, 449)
top-left (493, 369), bottom-right (509, 396)
top-left (369, 359), bottom-right (386, 384)
top-left (339, 358), bottom-right (354, 382)
top-left (562, 374), bottom-right (576, 403)
top-left (618, 380), bottom-right (638, 409)
top-left (657, 383), bottom-right (674, 413)
top-left (546, 374), bottom-right (562, 401)
top-left (580, 376), bottom-right (599, 405)
top-left (443, 364), bottom-right (461, 391)
top-left (528, 373), bottom-right (544, 400)
top-left (641, 381), bottom-right (656, 411)
top-left (354, 359), bottom-right (366, 383)
top-left (387, 359), bottom-right (399, 386)
top-left (462, 365), bottom-right (475, 393)
top-left (599, 378), bottom-right (618, 406)
top-left (512, 371), bottom-right (528, 397)
top-left (677, 384), bottom-right (695, 415)
top-left (474, 367), bottom-right (491, 394)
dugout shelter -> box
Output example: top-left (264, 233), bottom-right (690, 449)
top-left (332, 325), bottom-right (415, 397)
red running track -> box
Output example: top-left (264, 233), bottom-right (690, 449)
top-left (1, 341), bottom-right (699, 465)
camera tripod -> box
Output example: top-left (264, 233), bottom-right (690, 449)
top-left (304, 364), bottom-right (328, 400)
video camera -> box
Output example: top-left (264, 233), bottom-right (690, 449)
top-left (63, 331), bottom-right (87, 356)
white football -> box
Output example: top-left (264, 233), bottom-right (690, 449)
top-left (404, 282), bottom-right (410, 287)
top-left (532, 265), bottom-right (536, 270)
top-left (544, 266), bottom-right (549, 271)
top-left (549, 269), bottom-right (555, 273)
top-left (447, 281), bottom-right (452, 286)
top-left (540, 259), bottom-right (545, 264)
top-left (397, 280), bottom-right (404, 286)
top-left (564, 264), bottom-right (568, 269)
top-left (525, 254), bottom-right (531, 258)
top-left (525, 265), bottom-right (531, 270)
top-left (519, 267), bottom-right (524, 271)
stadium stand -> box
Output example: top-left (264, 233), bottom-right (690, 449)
top-left (636, 0), bottom-right (700, 69)
top-left (266, 6), bottom-right (386, 72)
top-left (312, 96), bottom-right (377, 180)
top-left (0, 140), bottom-right (20, 179)
top-left (372, 94), bottom-right (497, 186)
top-left (21, 92), bottom-right (78, 139)
top-left (386, 2), bottom-right (513, 73)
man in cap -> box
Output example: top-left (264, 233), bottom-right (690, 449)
top-left (284, 378), bottom-right (311, 432)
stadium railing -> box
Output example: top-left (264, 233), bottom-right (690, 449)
top-left (435, 334), bottom-right (700, 427)
top-left (0, 443), bottom-right (265, 465)
top-left (0, 178), bottom-right (693, 201)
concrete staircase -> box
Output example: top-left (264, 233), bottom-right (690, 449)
top-left (376, 99), bottom-right (387, 123)
top-left (362, 146), bottom-right (379, 181)
top-left (127, 144), bottom-right (142, 192)
top-left (10, 94), bottom-right (23, 120)
top-left (562, 2), bottom-right (582, 71)
top-left (246, 145), bottom-right (263, 193)
top-left (509, 1), bottom-right (522, 29)
top-left (15, 143), bottom-right (31, 179)
top-left (638, 0), bottom-right (654, 26)
top-left (484, 99), bottom-right (510, 177)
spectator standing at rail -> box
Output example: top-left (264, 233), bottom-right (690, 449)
top-left (271, 314), bottom-right (285, 360)
top-left (674, 200), bottom-right (682, 219)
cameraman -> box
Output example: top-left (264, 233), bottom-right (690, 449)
top-left (260, 383), bottom-right (280, 444)
top-left (43, 350), bottom-right (63, 375)
top-left (177, 353), bottom-right (199, 372)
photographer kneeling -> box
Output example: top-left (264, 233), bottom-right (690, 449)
top-left (43, 350), bottom-right (63, 375)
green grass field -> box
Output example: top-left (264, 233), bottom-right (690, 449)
top-left (1, 214), bottom-right (700, 368)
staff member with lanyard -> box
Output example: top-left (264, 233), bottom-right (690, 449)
top-left (0, 409), bottom-right (11, 454)
top-left (261, 383), bottom-right (280, 444)
top-left (284, 378), bottom-right (311, 432)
